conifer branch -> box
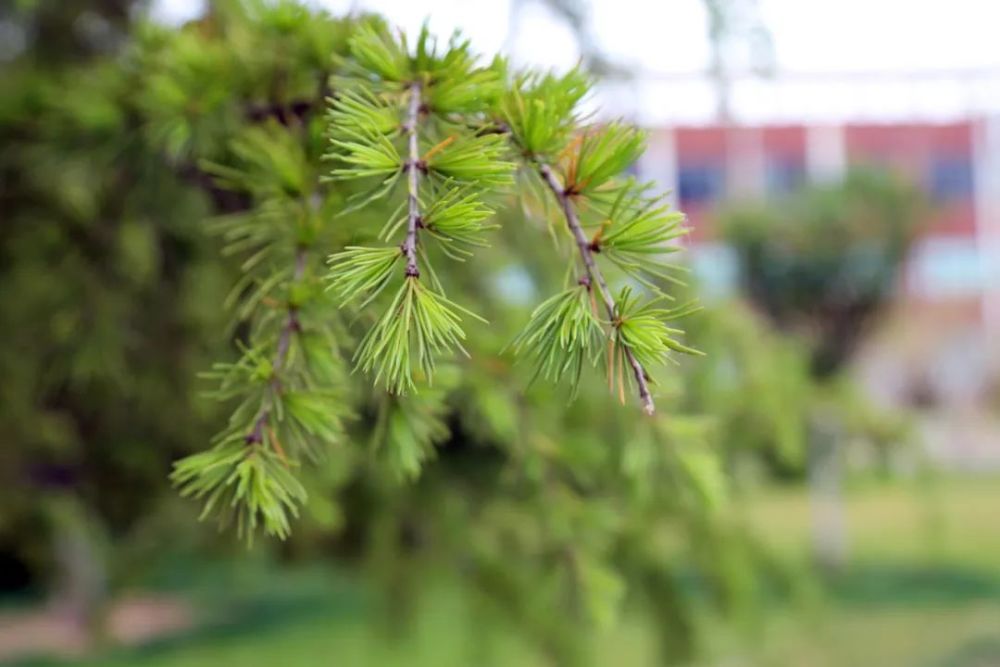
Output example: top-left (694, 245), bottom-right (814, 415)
top-left (246, 246), bottom-right (307, 446)
top-left (324, 27), bottom-right (512, 394)
top-left (537, 162), bottom-right (656, 416)
top-left (402, 81), bottom-right (423, 279)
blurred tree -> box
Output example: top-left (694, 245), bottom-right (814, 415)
top-left (0, 0), bottom-right (237, 637)
top-left (721, 169), bottom-right (924, 568)
top-left (1, 0), bottom-right (134, 63)
top-left (723, 169), bottom-right (924, 379)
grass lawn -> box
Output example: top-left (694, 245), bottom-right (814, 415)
top-left (738, 476), bottom-right (1000, 667)
top-left (15, 476), bottom-right (1000, 667)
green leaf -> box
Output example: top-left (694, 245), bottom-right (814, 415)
top-left (613, 287), bottom-right (703, 381)
top-left (326, 87), bottom-right (400, 136)
top-left (421, 183), bottom-right (498, 258)
top-left (578, 556), bottom-right (626, 629)
top-left (586, 181), bottom-right (690, 291)
top-left (202, 124), bottom-right (311, 199)
top-left (171, 439), bottom-right (308, 544)
top-left (428, 65), bottom-right (502, 114)
top-left (370, 379), bottom-right (454, 481)
top-left (503, 68), bottom-right (591, 158)
top-left (326, 124), bottom-right (402, 179)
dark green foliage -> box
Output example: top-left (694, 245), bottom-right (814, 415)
top-left (721, 168), bottom-right (925, 377)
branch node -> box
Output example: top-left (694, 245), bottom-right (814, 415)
top-left (404, 159), bottom-right (428, 174)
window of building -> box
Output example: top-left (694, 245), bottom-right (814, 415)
top-left (928, 155), bottom-right (974, 202)
top-left (907, 236), bottom-right (985, 297)
top-left (765, 156), bottom-right (805, 196)
top-left (677, 162), bottom-right (725, 205)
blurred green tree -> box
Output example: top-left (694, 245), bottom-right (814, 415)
top-left (721, 169), bottom-right (925, 568)
top-left (0, 0), bottom-right (235, 633)
top-left (723, 169), bottom-right (924, 378)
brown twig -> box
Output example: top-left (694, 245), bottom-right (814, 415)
top-left (537, 163), bottom-right (656, 416)
top-left (401, 81), bottom-right (424, 279)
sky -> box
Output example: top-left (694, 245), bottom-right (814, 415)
top-left (152, 0), bottom-right (1000, 123)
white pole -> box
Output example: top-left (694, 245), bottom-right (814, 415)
top-left (972, 115), bottom-right (1000, 367)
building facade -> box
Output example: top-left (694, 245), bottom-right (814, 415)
top-left (642, 119), bottom-right (1000, 330)
top-left (638, 119), bottom-right (1000, 436)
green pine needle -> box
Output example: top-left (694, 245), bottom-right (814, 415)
top-left (354, 278), bottom-right (484, 394)
top-left (613, 287), bottom-right (703, 375)
top-left (421, 184), bottom-right (498, 258)
top-left (326, 245), bottom-right (401, 306)
top-left (502, 68), bottom-right (590, 158)
top-left (511, 285), bottom-right (603, 394)
top-left (172, 439), bottom-right (307, 544)
top-left (326, 124), bottom-right (402, 179)
top-left (564, 123), bottom-right (645, 196)
top-left (326, 87), bottom-right (400, 136)
top-left (347, 22), bottom-right (410, 82)
top-left (597, 181), bottom-right (689, 289)
top-left (426, 133), bottom-right (515, 186)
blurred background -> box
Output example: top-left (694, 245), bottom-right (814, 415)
top-left (1, 0), bottom-right (998, 665)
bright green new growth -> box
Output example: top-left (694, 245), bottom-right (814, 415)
top-left (564, 123), bottom-right (646, 196)
top-left (613, 288), bottom-right (703, 389)
top-left (354, 277), bottom-right (482, 394)
top-left (172, 18), bottom-right (698, 543)
top-left (501, 71), bottom-right (700, 414)
top-left (599, 181), bottom-right (688, 288)
top-left (419, 185), bottom-right (498, 258)
top-left (172, 438), bottom-right (307, 542)
top-left (324, 23), bottom-right (513, 393)
top-left (512, 286), bottom-right (603, 394)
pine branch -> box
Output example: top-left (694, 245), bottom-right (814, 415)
top-left (402, 81), bottom-right (423, 279)
top-left (246, 246), bottom-right (307, 448)
top-left (537, 162), bottom-right (656, 416)
top-left (325, 33), bottom-right (511, 394)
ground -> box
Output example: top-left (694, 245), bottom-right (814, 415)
top-left (4, 476), bottom-right (999, 666)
